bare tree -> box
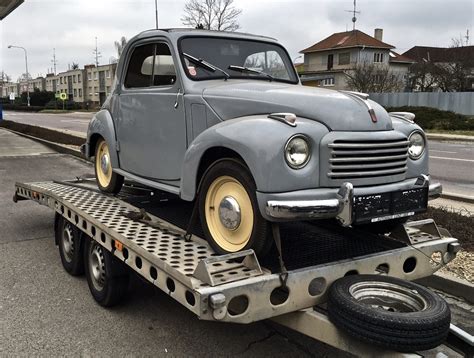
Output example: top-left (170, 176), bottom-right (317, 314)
top-left (71, 62), bottom-right (80, 70)
top-left (344, 61), bottom-right (404, 93)
top-left (407, 61), bottom-right (437, 92)
top-left (114, 36), bottom-right (128, 58)
top-left (181, 0), bottom-right (242, 31)
top-left (17, 73), bottom-right (32, 82)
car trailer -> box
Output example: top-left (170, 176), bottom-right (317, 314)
top-left (13, 178), bottom-right (473, 357)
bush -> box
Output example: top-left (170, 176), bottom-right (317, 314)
top-left (20, 89), bottom-right (55, 107)
top-left (1, 104), bottom-right (43, 112)
top-left (386, 106), bottom-right (474, 131)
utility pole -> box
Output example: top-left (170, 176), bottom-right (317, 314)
top-left (51, 48), bottom-right (57, 75)
top-left (93, 37), bottom-right (102, 67)
top-left (155, 0), bottom-right (158, 29)
top-left (8, 45), bottom-right (30, 107)
top-left (345, 0), bottom-right (360, 31)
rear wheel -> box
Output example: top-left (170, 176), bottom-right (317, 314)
top-left (328, 274), bottom-right (451, 352)
top-left (198, 160), bottom-right (271, 257)
top-left (94, 139), bottom-right (124, 194)
top-left (84, 238), bottom-right (129, 307)
top-left (57, 216), bottom-right (84, 276)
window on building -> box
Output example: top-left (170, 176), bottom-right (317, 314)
top-left (373, 53), bottom-right (384, 63)
top-left (88, 72), bottom-right (92, 81)
top-left (327, 54), bottom-right (334, 70)
top-left (94, 86), bottom-right (97, 94)
top-left (322, 77), bottom-right (335, 86)
top-left (338, 52), bottom-right (350, 65)
top-left (94, 72), bottom-right (98, 80)
top-left (79, 89), bottom-right (82, 97)
top-left (74, 89), bottom-right (77, 97)
top-left (106, 70), bottom-right (110, 78)
top-left (106, 86), bottom-right (110, 94)
top-left (60, 77), bottom-right (63, 84)
top-left (78, 74), bottom-right (81, 83)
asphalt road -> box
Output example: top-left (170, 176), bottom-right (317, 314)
top-left (0, 129), bottom-right (344, 357)
top-left (3, 110), bottom-right (473, 197)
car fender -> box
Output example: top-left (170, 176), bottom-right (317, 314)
top-left (180, 115), bottom-right (329, 201)
top-left (85, 109), bottom-right (119, 168)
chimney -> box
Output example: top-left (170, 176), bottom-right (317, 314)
top-left (374, 28), bottom-right (383, 41)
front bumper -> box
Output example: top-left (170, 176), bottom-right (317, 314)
top-left (262, 175), bottom-right (442, 225)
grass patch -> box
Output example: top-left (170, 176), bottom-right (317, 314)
top-left (414, 207), bottom-right (473, 251)
top-left (386, 106), bottom-right (474, 131)
top-left (39, 109), bottom-right (72, 114)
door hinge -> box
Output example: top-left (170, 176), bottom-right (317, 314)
top-left (116, 140), bottom-right (120, 152)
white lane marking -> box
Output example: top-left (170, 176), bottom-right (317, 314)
top-left (430, 156), bottom-right (474, 162)
top-left (430, 150), bottom-right (457, 154)
top-left (59, 119), bottom-right (90, 123)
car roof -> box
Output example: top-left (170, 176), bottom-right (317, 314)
top-left (133, 28), bottom-right (278, 43)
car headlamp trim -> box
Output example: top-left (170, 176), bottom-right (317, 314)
top-left (408, 131), bottom-right (426, 160)
top-left (284, 134), bottom-right (311, 169)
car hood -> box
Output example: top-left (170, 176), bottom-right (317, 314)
top-left (202, 81), bottom-right (392, 131)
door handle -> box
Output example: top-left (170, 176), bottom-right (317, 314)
top-left (174, 88), bottom-right (182, 109)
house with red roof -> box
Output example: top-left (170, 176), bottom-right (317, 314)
top-left (299, 28), bottom-right (414, 90)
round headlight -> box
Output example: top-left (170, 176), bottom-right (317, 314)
top-left (408, 131), bottom-right (425, 159)
top-left (285, 135), bottom-right (310, 169)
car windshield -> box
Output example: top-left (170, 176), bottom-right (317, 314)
top-left (180, 36), bottom-right (298, 83)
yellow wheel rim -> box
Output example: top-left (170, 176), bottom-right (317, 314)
top-left (95, 140), bottom-right (112, 188)
top-left (205, 176), bottom-right (254, 252)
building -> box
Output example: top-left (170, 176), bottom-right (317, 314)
top-left (18, 76), bottom-right (45, 93)
top-left (84, 63), bottom-right (117, 105)
top-left (402, 46), bottom-right (474, 91)
top-left (55, 68), bottom-right (86, 103)
top-left (299, 29), bottom-right (413, 90)
top-left (1, 82), bottom-right (19, 98)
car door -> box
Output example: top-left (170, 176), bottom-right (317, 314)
top-left (115, 40), bottom-right (185, 181)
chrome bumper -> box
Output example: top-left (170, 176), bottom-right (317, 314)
top-left (265, 177), bottom-right (442, 225)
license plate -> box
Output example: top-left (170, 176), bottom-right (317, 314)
top-left (354, 188), bottom-right (428, 224)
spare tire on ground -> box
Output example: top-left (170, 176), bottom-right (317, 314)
top-left (328, 274), bottom-right (451, 353)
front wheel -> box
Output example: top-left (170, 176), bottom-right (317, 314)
top-left (198, 160), bottom-right (271, 257)
top-left (94, 139), bottom-right (124, 194)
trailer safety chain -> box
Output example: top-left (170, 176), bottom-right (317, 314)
top-left (271, 223), bottom-right (289, 288)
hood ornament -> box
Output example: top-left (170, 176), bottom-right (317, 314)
top-left (268, 113), bottom-right (297, 127)
top-left (339, 91), bottom-right (377, 124)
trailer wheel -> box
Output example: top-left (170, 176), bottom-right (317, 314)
top-left (328, 274), bottom-right (450, 352)
top-left (198, 159), bottom-right (271, 256)
top-left (84, 238), bottom-right (129, 307)
top-left (95, 139), bottom-right (124, 194)
top-left (57, 216), bottom-right (85, 276)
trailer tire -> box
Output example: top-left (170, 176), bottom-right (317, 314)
top-left (84, 238), bottom-right (129, 307)
top-left (328, 274), bottom-right (451, 352)
top-left (57, 216), bottom-right (85, 276)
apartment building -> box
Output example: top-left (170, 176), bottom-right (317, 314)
top-left (1, 82), bottom-right (19, 97)
top-left (84, 63), bottom-right (117, 105)
top-left (18, 76), bottom-right (45, 93)
top-left (55, 69), bottom-right (86, 103)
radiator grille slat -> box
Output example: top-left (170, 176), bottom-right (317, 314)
top-left (328, 138), bottom-right (409, 180)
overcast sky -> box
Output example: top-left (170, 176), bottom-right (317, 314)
top-left (0, 0), bottom-right (473, 80)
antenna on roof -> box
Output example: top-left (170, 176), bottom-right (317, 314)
top-left (465, 29), bottom-right (470, 46)
top-left (345, 0), bottom-right (360, 31)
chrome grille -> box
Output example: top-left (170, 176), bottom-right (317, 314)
top-left (328, 138), bottom-right (409, 179)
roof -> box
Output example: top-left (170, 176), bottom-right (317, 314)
top-left (402, 46), bottom-right (474, 63)
top-left (389, 51), bottom-right (415, 64)
top-left (0, 0), bottom-right (23, 20)
top-left (300, 29), bottom-right (394, 53)
top-left (136, 28), bottom-right (277, 42)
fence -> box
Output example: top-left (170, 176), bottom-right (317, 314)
top-left (369, 92), bottom-right (474, 116)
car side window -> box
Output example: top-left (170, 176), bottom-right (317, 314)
top-left (124, 43), bottom-right (177, 89)
top-left (124, 44), bottom-right (155, 88)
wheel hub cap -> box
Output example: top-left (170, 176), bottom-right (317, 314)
top-left (61, 225), bottom-right (74, 262)
top-left (100, 153), bottom-right (110, 174)
top-left (89, 244), bottom-right (106, 290)
top-left (218, 196), bottom-right (241, 231)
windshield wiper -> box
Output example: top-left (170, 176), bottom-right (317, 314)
top-left (183, 53), bottom-right (230, 80)
top-left (228, 65), bottom-right (274, 81)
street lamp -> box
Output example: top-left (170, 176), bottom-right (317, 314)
top-left (293, 55), bottom-right (303, 63)
top-left (8, 45), bottom-right (30, 106)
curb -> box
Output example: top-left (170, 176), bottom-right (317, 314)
top-left (2, 127), bottom-right (85, 160)
top-left (426, 133), bottom-right (474, 142)
top-left (440, 192), bottom-right (474, 204)
top-left (416, 272), bottom-right (474, 304)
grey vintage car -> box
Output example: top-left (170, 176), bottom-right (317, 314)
top-left (81, 28), bottom-right (442, 256)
